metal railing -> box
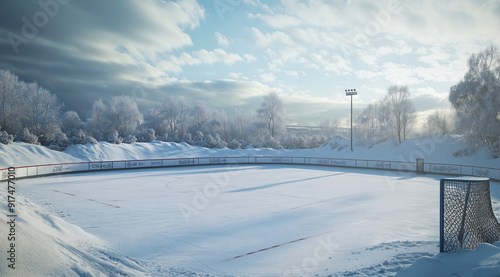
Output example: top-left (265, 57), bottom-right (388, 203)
top-left (1, 156), bottom-right (499, 181)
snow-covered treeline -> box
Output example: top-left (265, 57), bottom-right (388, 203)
top-left (350, 46), bottom-right (499, 156)
top-left (0, 46), bottom-right (498, 153)
top-left (0, 71), bottom-right (329, 150)
top-left (351, 85), bottom-right (417, 145)
top-left (0, 70), bottom-right (64, 147)
top-left (449, 45), bottom-right (500, 155)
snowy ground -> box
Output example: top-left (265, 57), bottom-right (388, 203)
top-left (14, 165), bottom-right (463, 276)
top-left (1, 136), bottom-right (500, 276)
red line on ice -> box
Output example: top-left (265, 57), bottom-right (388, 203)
top-left (226, 229), bottom-right (334, 261)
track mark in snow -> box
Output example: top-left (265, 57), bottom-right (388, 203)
top-left (272, 197), bottom-right (338, 214)
top-left (52, 189), bottom-right (120, 208)
top-left (227, 173), bottom-right (343, 193)
top-left (165, 178), bottom-right (193, 194)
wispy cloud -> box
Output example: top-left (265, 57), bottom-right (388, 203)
top-left (0, 0), bottom-right (496, 126)
top-left (214, 32), bottom-right (229, 48)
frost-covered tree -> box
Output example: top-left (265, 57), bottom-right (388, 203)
top-left (204, 134), bottom-right (216, 148)
top-left (20, 127), bottom-right (39, 145)
top-left (424, 111), bottom-right (454, 137)
top-left (86, 97), bottom-right (143, 140)
top-left (319, 118), bottom-right (339, 139)
top-left (123, 135), bottom-right (137, 144)
top-left (230, 108), bottom-right (251, 143)
top-left (23, 81), bottom-right (63, 142)
top-left (296, 136), bottom-right (307, 149)
top-left (228, 138), bottom-right (241, 149)
top-left (67, 129), bottom-right (97, 145)
top-left (145, 104), bottom-right (167, 136)
top-left (377, 101), bottom-right (392, 141)
top-left (107, 130), bottom-right (123, 144)
top-left (193, 130), bottom-right (204, 146)
top-left (0, 70), bottom-right (25, 134)
top-left (136, 128), bottom-right (156, 142)
top-left (307, 135), bottom-right (327, 149)
top-left (449, 45), bottom-right (500, 152)
top-left (382, 85), bottom-right (416, 144)
top-left (210, 110), bottom-right (230, 142)
top-left (263, 136), bottom-right (282, 149)
top-left (157, 133), bottom-right (169, 142)
top-left (169, 130), bottom-right (181, 143)
top-left (48, 131), bottom-right (70, 151)
top-left (146, 96), bottom-right (181, 136)
top-left (176, 96), bottom-right (189, 137)
top-left (352, 109), bottom-right (363, 139)
top-left (108, 96), bottom-right (143, 138)
top-left (282, 133), bottom-right (307, 149)
top-left (361, 103), bottom-right (382, 140)
top-left (61, 110), bottom-right (83, 134)
top-left (214, 133), bottom-right (227, 148)
top-left (164, 96), bottom-right (178, 134)
top-left (86, 99), bottom-right (110, 140)
top-left (282, 134), bottom-right (297, 149)
top-left (0, 130), bottom-right (14, 144)
top-left (257, 92), bottom-right (285, 139)
top-left (354, 102), bottom-right (391, 142)
top-left (250, 120), bottom-right (268, 146)
top-left (182, 132), bottom-right (192, 144)
top-left (190, 100), bottom-right (212, 134)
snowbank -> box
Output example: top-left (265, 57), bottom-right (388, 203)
top-left (397, 243), bottom-right (500, 277)
top-left (0, 142), bottom-right (83, 168)
top-left (62, 135), bottom-right (500, 169)
top-left (318, 135), bottom-right (498, 168)
top-left (0, 135), bottom-right (498, 169)
top-left (0, 190), bottom-right (146, 276)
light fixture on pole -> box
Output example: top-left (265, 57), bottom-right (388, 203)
top-left (345, 89), bottom-right (357, 152)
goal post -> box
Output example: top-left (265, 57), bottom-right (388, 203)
top-left (440, 177), bottom-right (500, 252)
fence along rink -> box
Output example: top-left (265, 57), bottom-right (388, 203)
top-left (0, 157), bottom-right (499, 181)
top-left (3, 157), bottom-right (500, 253)
top-left (440, 177), bottom-right (500, 252)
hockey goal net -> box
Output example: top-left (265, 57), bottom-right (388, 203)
top-left (440, 177), bottom-right (500, 252)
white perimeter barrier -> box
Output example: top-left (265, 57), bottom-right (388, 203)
top-left (0, 156), bottom-right (499, 181)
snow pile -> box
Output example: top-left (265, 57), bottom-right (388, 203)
top-left (0, 142), bottom-right (83, 168)
top-left (0, 135), bottom-right (498, 169)
top-left (0, 190), bottom-right (146, 276)
top-left (319, 135), bottom-right (497, 168)
top-left (63, 140), bottom-right (281, 163)
top-left (397, 243), bottom-right (500, 277)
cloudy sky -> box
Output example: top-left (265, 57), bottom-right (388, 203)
top-left (0, 0), bottom-right (499, 127)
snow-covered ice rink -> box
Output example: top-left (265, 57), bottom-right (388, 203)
top-left (21, 164), bottom-right (461, 276)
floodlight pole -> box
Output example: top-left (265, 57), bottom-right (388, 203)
top-left (350, 94), bottom-right (353, 152)
top-left (345, 89), bottom-right (357, 152)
